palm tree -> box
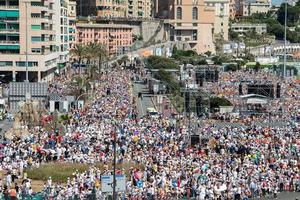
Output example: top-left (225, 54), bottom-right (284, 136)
top-left (94, 44), bottom-right (108, 74)
top-left (85, 43), bottom-right (99, 78)
top-left (70, 44), bottom-right (86, 75)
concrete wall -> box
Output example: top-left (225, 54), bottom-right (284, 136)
top-left (140, 21), bottom-right (165, 43)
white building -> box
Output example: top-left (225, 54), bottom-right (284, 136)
top-left (205, 0), bottom-right (230, 40)
top-left (242, 0), bottom-right (271, 16)
top-left (0, 0), bottom-right (71, 82)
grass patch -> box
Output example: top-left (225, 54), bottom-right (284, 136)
top-left (26, 162), bottom-right (144, 183)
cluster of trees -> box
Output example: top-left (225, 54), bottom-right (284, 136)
top-left (238, 2), bottom-right (300, 43)
top-left (172, 48), bottom-right (208, 65)
top-left (70, 43), bottom-right (108, 79)
top-left (146, 55), bottom-right (179, 69)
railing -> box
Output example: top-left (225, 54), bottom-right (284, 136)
top-left (0, 40), bottom-right (19, 44)
top-left (0, 5), bottom-right (19, 9)
top-left (0, 29), bottom-right (19, 32)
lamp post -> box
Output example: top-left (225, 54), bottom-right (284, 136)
top-left (112, 120), bottom-right (118, 200)
top-left (24, 1), bottom-right (29, 82)
top-left (283, 0), bottom-right (287, 78)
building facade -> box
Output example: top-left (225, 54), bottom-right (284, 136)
top-left (97, 0), bottom-right (126, 17)
top-left (242, 0), bottom-right (271, 16)
top-left (127, 0), bottom-right (153, 18)
top-left (0, 0), bottom-right (70, 82)
top-left (229, 0), bottom-right (237, 19)
top-left (205, 0), bottom-right (229, 41)
top-left (167, 0), bottom-right (216, 54)
top-left (231, 23), bottom-right (267, 34)
top-left (76, 0), bottom-right (153, 18)
top-left (68, 0), bottom-right (76, 49)
top-left (76, 23), bottom-right (133, 56)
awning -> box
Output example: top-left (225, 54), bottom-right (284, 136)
top-left (0, 45), bottom-right (19, 50)
top-left (246, 98), bottom-right (268, 104)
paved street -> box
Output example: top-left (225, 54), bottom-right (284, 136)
top-left (133, 82), bottom-right (155, 118)
top-left (254, 192), bottom-right (300, 200)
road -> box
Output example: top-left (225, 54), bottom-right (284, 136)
top-left (253, 192), bottom-right (300, 200)
top-left (0, 119), bottom-right (13, 139)
top-left (133, 82), bottom-right (155, 118)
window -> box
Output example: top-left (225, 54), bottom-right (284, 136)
top-left (177, 7), bottom-right (182, 19)
top-left (31, 48), bottom-right (41, 53)
top-left (31, 25), bottom-right (41, 30)
top-left (0, 61), bottom-right (13, 66)
top-left (16, 61), bottom-right (38, 67)
top-left (192, 7), bottom-right (198, 20)
top-left (177, 0), bottom-right (182, 5)
top-left (31, 13), bottom-right (41, 18)
top-left (31, 2), bottom-right (42, 6)
top-left (31, 36), bottom-right (41, 42)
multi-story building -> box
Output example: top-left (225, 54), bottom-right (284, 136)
top-left (127, 0), bottom-right (153, 18)
top-left (68, 0), bottom-right (76, 49)
top-left (167, 0), bottom-right (216, 54)
top-left (205, 0), bottom-right (229, 41)
top-left (229, 0), bottom-right (237, 19)
top-left (76, 23), bottom-right (133, 56)
top-left (55, 0), bottom-right (69, 71)
top-left (0, 0), bottom-right (71, 82)
top-left (242, 0), bottom-right (271, 16)
top-left (231, 23), bottom-right (267, 34)
top-left (76, 0), bottom-right (126, 17)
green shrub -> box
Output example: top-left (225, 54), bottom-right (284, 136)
top-left (27, 162), bottom-right (144, 182)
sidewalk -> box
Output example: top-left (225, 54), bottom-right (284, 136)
top-left (133, 82), bottom-right (155, 118)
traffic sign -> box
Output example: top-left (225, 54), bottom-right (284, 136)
top-left (101, 175), bottom-right (126, 193)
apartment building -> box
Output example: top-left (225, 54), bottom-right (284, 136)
top-left (55, 0), bottom-right (69, 70)
top-left (231, 23), bottom-right (267, 34)
top-left (229, 0), bottom-right (237, 19)
top-left (167, 0), bottom-right (216, 54)
top-left (76, 23), bottom-right (133, 56)
top-left (0, 0), bottom-right (70, 82)
top-left (242, 0), bottom-right (271, 16)
top-left (97, 0), bottom-right (126, 17)
top-left (127, 0), bottom-right (153, 18)
top-left (205, 0), bottom-right (229, 40)
top-left (68, 0), bottom-right (76, 49)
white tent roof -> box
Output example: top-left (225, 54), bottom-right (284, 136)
top-left (246, 98), bottom-right (268, 104)
top-left (240, 94), bottom-right (267, 99)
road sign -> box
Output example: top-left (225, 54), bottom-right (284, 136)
top-left (101, 175), bottom-right (126, 193)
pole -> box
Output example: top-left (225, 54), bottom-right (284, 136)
top-left (112, 123), bottom-right (117, 200)
top-left (25, 2), bottom-right (29, 82)
top-left (283, 0), bottom-right (287, 78)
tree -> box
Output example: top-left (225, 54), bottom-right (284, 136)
top-left (70, 44), bottom-right (86, 74)
top-left (210, 97), bottom-right (232, 111)
top-left (214, 33), bottom-right (225, 56)
top-left (94, 44), bottom-right (108, 74)
top-left (254, 62), bottom-right (261, 72)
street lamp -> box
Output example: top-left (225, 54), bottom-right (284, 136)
top-left (24, 1), bottom-right (30, 82)
top-left (283, 0), bottom-right (287, 78)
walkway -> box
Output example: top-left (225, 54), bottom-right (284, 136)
top-left (133, 82), bottom-right (155, 118)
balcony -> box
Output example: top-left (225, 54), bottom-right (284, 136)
top-left (0, 40), bottom-right (19, 44)
top-left (0, 5), bottom-right (18, 10)
top-left (0, 29), bottom-right (19, 33)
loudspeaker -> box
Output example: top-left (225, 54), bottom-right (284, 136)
top-left (199, 78), bottom-right (203, 87)
top-left (214, 70), bottom-right (219, 82)
top-left (239, 84), bottom-right (243, 95)
top-left (276, 84), bottom-right (281, 98)
top-left (196, 97), bottom-right (203, 117)
top-left (185, 91), bottom-right (190, 113)
top-left (190, 135), bottom-right (200, 146)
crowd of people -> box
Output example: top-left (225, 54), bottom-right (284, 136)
top-left (0, 66), bottom-right (299, 199)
